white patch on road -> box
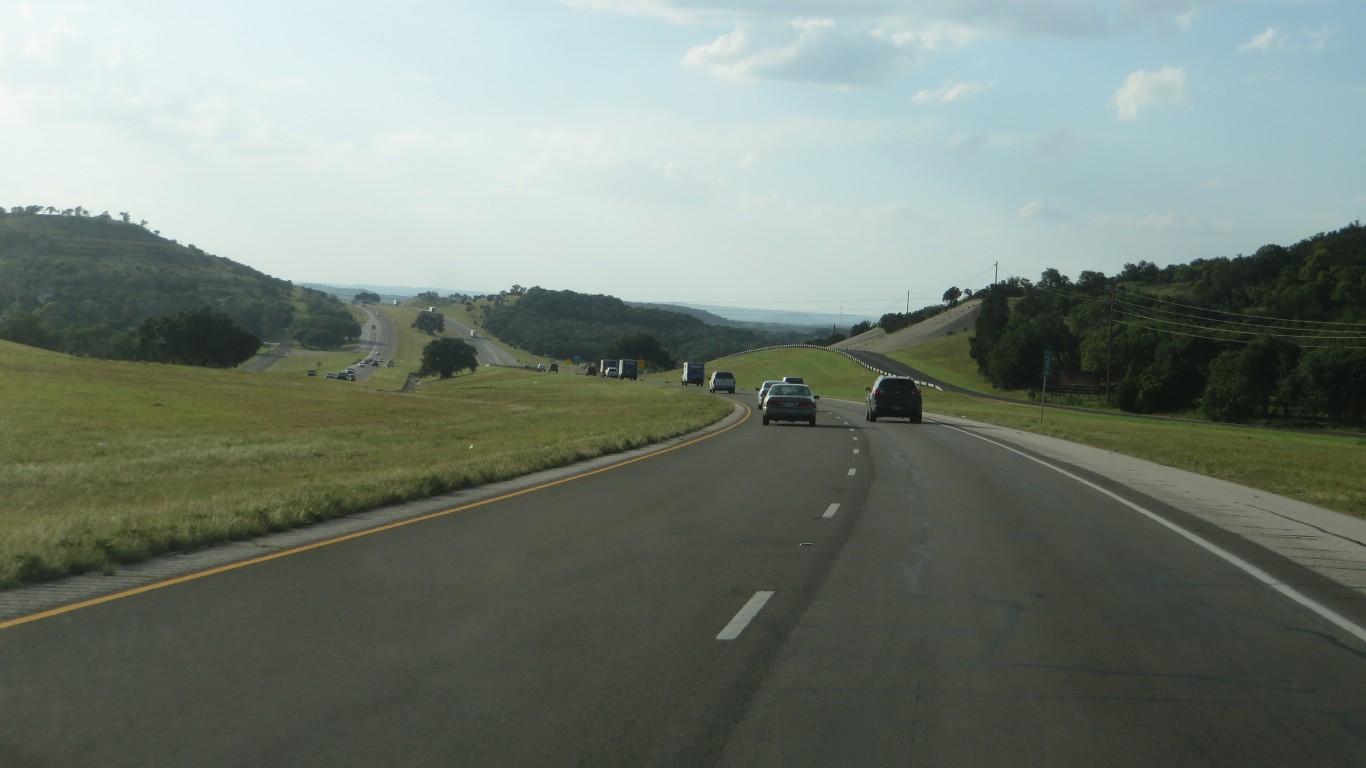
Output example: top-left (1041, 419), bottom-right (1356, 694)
top-left (717, 591), bottom-right (775, 641)
top-left (823, 503), bottom-right (840, 519)
top-left (847, 468), bottom-right (857, 476)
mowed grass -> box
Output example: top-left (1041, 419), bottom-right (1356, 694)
top-left (0, 341), bottom-right (729, 588)
top-left (892, 334), bottom-right (1366, 518)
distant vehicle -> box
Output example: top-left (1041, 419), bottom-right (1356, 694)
top-left (470, 329), bottom-right (477, 338)
top-left (865, 376), bottom-right (923, 423)
top-left (324, 372), bottom-right (337, 379)
top-left (681, 361), bottom-right (704, 386)
top-left (761, 383), bottom-right (819, 426)
top-left (708, 371), bottom-right (736, 394)
top-left (306, 369), bottom-right (317, 377)
top-left (537, 363), bottom-right (546, 371)
top-left (549, 363), bottom-right (559, 373)
top-left (585, 364), bottom-right (598, 377)
top-left (756, 379), bottom-right (784, 408)
top-left (617, 359), bottom-right (638, 380)
top-left (604, 367), bottom-right (619, 379)
top-left (781, 376), bottom-right (805, 385)
top-left (599, 359), bottom-right (613, 377)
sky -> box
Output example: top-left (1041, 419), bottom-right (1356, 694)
top-left (2, 1), bottom-right (1362, 322)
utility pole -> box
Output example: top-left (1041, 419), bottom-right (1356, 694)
top-left (994, 261), bottom-right (999, 286)
top-left (1105, 283), bottom-right (1116, 405)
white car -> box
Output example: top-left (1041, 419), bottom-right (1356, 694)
top-left (709, 371), bottom-right (736, 393)
top-left (756, 379), bottom-right (783, 407)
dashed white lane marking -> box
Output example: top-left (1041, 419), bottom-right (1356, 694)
top-left (823, 503), bottom-right (840, 519)
top-left (853, 449), bottom-right (860, 454)
top-left (847, 468), bottom-right (857, 476)
top-left (717, 591), bottom-right (775, 640)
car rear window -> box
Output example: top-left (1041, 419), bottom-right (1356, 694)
top-left (880, 379), bottom-right (916, 391)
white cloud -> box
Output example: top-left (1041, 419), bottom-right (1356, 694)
top-left (683, 17), bottom-right (919, 85)
top-left (911, 79), bottom-right (995, 103)
top-left (1239, 27), bottom-right (1277, 52)
top-left (1239, 24), bottom-right (1342, 54)
top-left (1018, 200), bottom-right (1070, 221)
top-left (1112, 66), bottom-right (1186, 120)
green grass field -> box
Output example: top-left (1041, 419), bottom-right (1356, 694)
top-left (0, 340), bottom-right (728, 588)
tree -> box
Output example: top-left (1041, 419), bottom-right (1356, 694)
top-left (136, 307), bottom-right (261, 368)
top-left (354, 290), bottom-right (381, 304)
top-left (412, 310), bottom-right (445, 335)
top-left (942, 286), bottom-right (963, 307)
top-left (969, 284), bottom-right (1012, 374)
top-left (1200, 349), bottom-right (1254, 422)
top-left (0, 309), bottom-right (51, 348)
top-left (1298, 346), bottom-right (1366, 425)
top-left (606, 332), bottom-right (674, 370)
top-left (419, 337), bottom-right (478, 379)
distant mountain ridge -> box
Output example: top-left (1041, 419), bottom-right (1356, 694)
top-left (302, 282), bottom-right (862, 331)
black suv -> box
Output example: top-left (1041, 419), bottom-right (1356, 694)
top-left (865, 376), bottom-right (923, 423)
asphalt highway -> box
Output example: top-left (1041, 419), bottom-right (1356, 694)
top-left (2, 395), bottom-right (1364, 766)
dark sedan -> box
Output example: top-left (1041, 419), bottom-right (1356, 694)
top-left (865, 376), bottom-right (922, 423)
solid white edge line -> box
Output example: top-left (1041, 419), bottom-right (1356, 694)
top-left (941, 423), bottom-right (1366, 645)
top-left (717, 591), bottom-right (775, 640)
top-left (823, 503), bottom-right (841, 519)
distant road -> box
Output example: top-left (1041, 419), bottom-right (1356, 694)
top-left (442, 316), bottom-right (519, 366)
top-left (239, 340), bottom-right (294, 372)
top-left (240, 306), bottom-right (393, 377)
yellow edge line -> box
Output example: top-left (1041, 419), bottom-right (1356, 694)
top-left (2, 403), bottom-right (753, 631)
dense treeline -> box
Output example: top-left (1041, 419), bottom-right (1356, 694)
top-left (475, 287), bottom-right (811, 368)
top-left (0, 207), bottom-right (360, 359)
top-left (967, 222), bottom-right (1366, 426)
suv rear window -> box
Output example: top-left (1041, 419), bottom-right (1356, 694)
top-left (879, 378), bottom-right (916, 391)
